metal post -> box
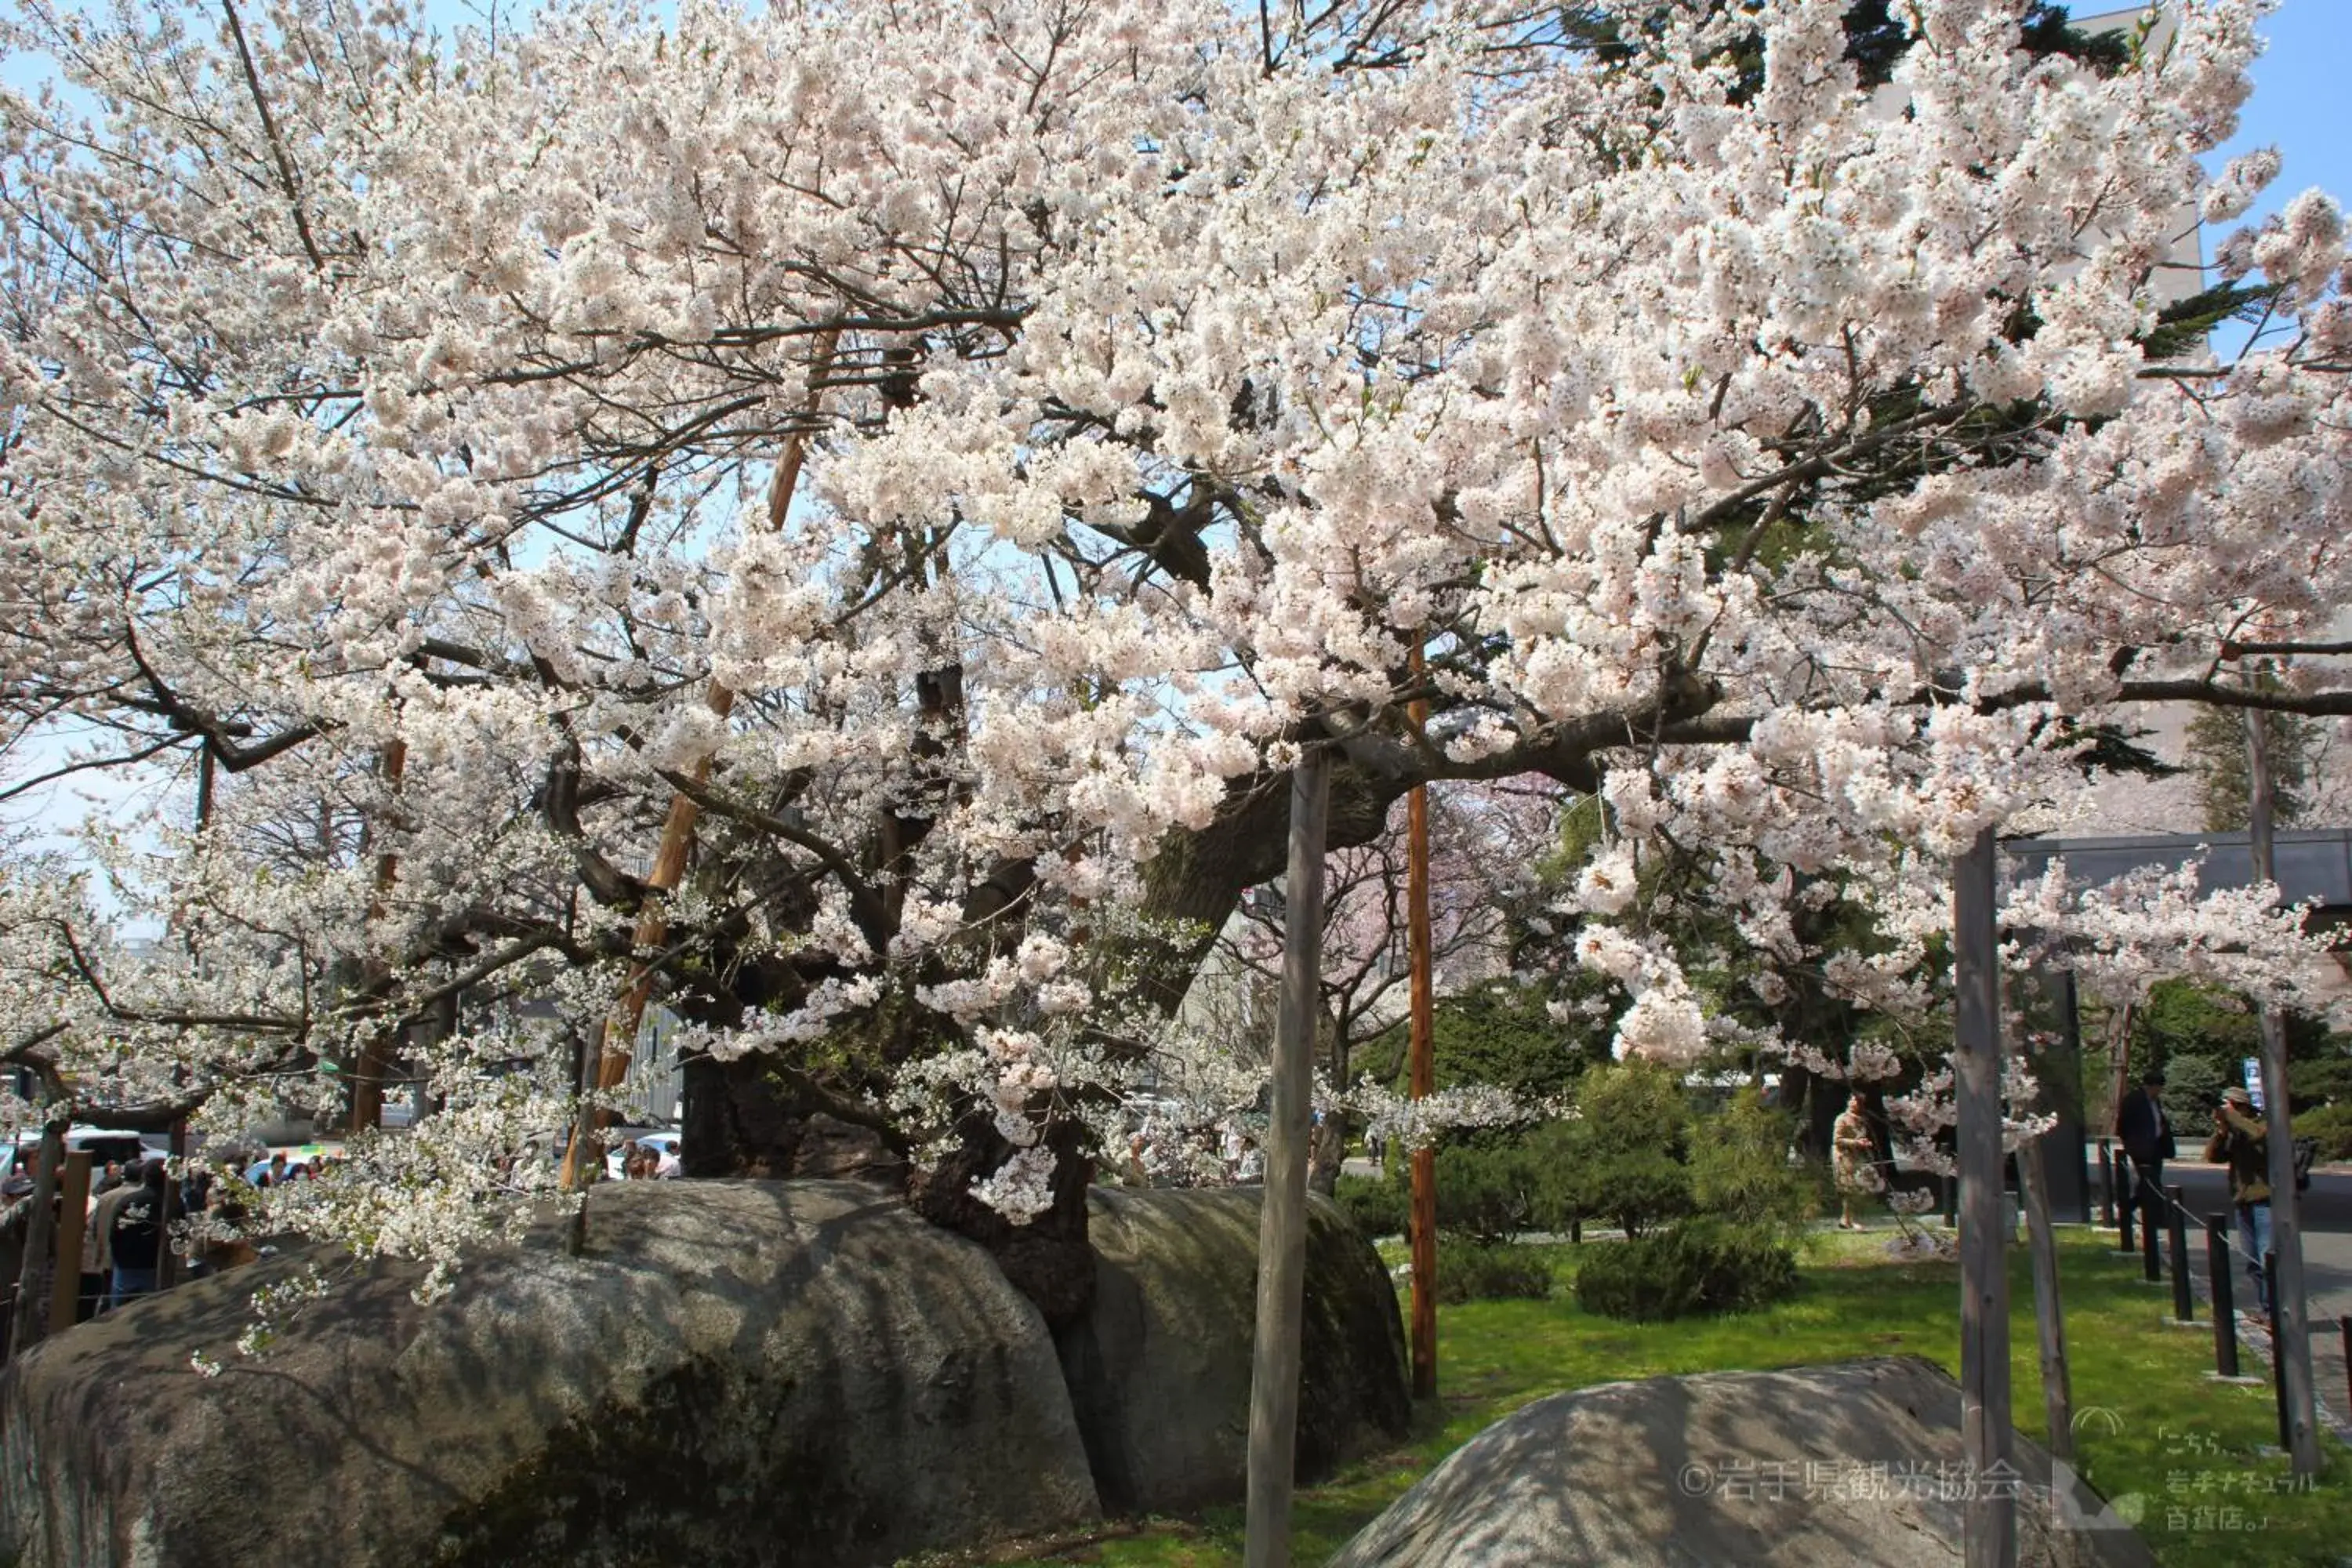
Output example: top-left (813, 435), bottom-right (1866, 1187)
top-left (2140, 1183), bottom-right (2161, 1284)
top-left (2245, 696), bottom-right (2321, 1473)
top-left (2209, 1217), bottom-right (2239, 1378)
top-left (1244, 749), bottom-right (1330, 1568)
top-left (2165, 1187), bottom-right (2193, 1323)
top-left (2096, 1140), bottom-right (2114, 1225)
top-left (1954, 826), bottom-right (2015, 1568)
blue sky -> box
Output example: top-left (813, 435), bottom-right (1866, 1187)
top-left (2202, 2), bottom-right (2352, 249)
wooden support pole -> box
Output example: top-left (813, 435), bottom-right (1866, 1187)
top-left (9, 1120), bottom-right (67, 1353)
top-left (2339, 1316), bottom-right (2350, 1417)
top-left (2245, 698), bottom-right (2321, 1474)
top-left (2018, 1136), bottom-right (2071, 1465)
top-left (2269, 1252), bottom-right (2290, 1452)
top-left (1243, 748), bottom-right (1329, 1568)
top-left (49, 1152), bottom-right (90, 1333)
top-left (1953, 825), bottom-right (2015, 1568)
top-left (1404, 652), bottom-right (1437, 1403)
top-left (350, 739), bottom-right (408, 1135)
top-left (562, 331), bottom-right (838, 1190)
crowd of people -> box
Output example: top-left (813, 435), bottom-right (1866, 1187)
top-left (613, 1138), bottom-right (681, 1180)
top-left (0, 1145), bottom-right (349, 1332)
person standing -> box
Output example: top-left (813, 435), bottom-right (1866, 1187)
top-left (85, 1167), bottom-right (143, 1312)
top-left (1832, 1093), bottom-right (1879, 1230)
top-left (2114, 1067), bottom-right (2175, 1236)
top-left (106, 1160), bottom-right (169, 1309)
top-left (2205, 1086), bottom-right (2272, 1323)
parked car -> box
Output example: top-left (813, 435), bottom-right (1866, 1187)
top-left (2, 1127), bottom-right (155, 1200)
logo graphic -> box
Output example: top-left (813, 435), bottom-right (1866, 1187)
top-left (2070, 1406), bottom-right (2126, 1439)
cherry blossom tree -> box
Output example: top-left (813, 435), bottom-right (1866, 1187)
top-left (2, 0), bottom-right (2351, 1318)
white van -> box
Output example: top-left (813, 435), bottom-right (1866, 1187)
top-left (2, 1127), bottom-right (159, 1193)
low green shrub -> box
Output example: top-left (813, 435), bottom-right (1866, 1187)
top-left (1436, 1133), bottom-right (1544, 1243)
top-left (1573, 1219), bottom-right (1798, 1323)
top-left (1437, 1241), bottom-right (1555, 1304)
top-left (1334, 1172), bottom-right (1408, 1239)
top-left (2296, 1102), bottom-right (2352, 1163)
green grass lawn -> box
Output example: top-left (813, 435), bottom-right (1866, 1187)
top-left (961, 1228), bottom-right (2351, 1568)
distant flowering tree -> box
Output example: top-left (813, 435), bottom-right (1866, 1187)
top-left (2, 0), bottom-right (2351, 1311)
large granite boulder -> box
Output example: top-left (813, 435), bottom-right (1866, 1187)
top-left (1328, 1357), bottom-right (2155, 1568)
top-left (0, 1181), bottom-right (1099, 1568)
top-left (1055, 1185), bottom-right (1411, 1514)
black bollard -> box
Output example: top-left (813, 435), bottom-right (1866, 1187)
top-left (2096, 1140), bottom-right (2116, 1225)
top-left (2167, 1185), bottom-right (2194, 1323)
top-left (2267, 1252), bottom-right (2288, 1451)
top-left (2141, 1182), bottom-right (2162, 1283)
top-left (2118, 1160), bottom-right (2136, 1254)
top-left (2208, 1216), bottom-right (2238, 1377)
top-left (2342, 1316), bottom-right (2351, 1418)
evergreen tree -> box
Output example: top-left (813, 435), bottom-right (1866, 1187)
top-left (2184, 704), bottom-right (2318, 833)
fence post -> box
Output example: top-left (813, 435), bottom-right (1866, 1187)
top-left (2096, 1141), bottom-right (2114, 1226)
top-left (2140, 1185), bottom-right (2161, 1284)
top-left (2165, 1186), bottom-right (2192, 1324)
top-left (2117, 1161), bottom-right (2135, 1255)
top-left (2209, 1217), bottom-right (2238, 1378)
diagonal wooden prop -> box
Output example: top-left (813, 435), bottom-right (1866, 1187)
top-left (561, 329), bottom-right (841, 1189)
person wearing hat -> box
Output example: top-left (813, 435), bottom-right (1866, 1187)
top-left (2114, 1066), bottom-right (2176, 1239)
top-left (2204, 1085), bottom-right (2272, 1322)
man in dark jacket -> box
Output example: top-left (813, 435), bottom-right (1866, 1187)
top-left (2114, 1067), bottom-right (2175, 1235)
top-left (106, 1160), bottom-right (169, 1308)
top-left (2204, 1087), bottom-right (2271, 1321)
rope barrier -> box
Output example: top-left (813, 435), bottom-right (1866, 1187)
top-left (2118, 1167), bottom-right (2270, 1271)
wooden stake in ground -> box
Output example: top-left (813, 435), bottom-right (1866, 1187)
top-left (1952, 824), bottom-right (2016, 1568)
top-left (2017, 1135), bottom-right (2072, 1466)
top-left (1404, 656), bottom-right (1437, 1403)
top-left (2244, 698), bottom-right (2321, 1474)
top-left (1243, 748), bottom-right (1330, 1568)
top-left (561, 331), bottom-right (839, 1190)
